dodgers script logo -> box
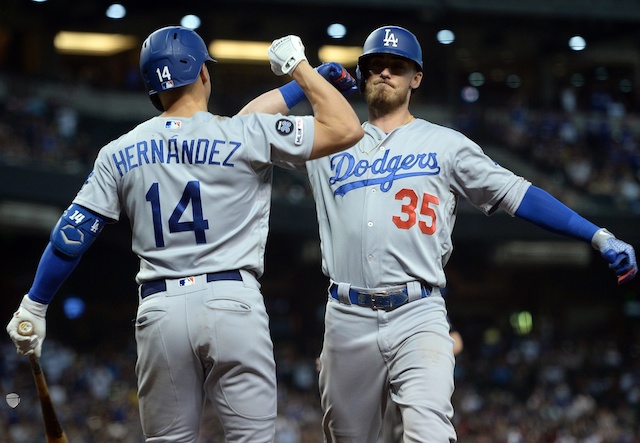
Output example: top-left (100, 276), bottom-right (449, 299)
top-left (328, 150), bottom-right (440, 196)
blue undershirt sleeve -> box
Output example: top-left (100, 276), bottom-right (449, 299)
top-left (278, 81), bottom-right (306, 109)
top-left (514, 185), bottom-right (600, 243)
top-left (28, 242), bottom-right (82, 304)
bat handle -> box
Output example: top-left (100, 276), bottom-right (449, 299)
top-left (18, 320), bottom-right (35, 337)
top-left (17, 320), bottom-right (39, 363)
top-left (16, 320), bottom-right (41, 367)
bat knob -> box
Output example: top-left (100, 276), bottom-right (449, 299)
top-left (18, 321), bottom-right (34, 336)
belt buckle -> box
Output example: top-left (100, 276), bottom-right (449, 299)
top-left (369, 291), bottom-right (392, 311)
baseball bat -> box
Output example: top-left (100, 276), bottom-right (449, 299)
top-left (17, 321), bottom-right (69, 443)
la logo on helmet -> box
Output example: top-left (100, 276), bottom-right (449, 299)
top-left (382, 29), bottom-right (399, 47)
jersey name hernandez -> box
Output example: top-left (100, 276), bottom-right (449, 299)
top-left (111, 137), bottom-right (242, 176)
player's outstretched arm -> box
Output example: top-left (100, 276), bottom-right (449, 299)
top-left (515, 186), bottom-right (637, 284)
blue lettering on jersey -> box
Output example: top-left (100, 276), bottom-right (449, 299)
top-left (167, 139), bottom-right (180, 163)
top-left (208, 139), bottom-right (223, 165)
top-left (182, 139), bottom-right (195, 163)
top-left (224, 142), bottom-right (241, 166)
top-left (151, 140), bottom-right (164, 162)
top-left (111, 138), bottom-right (242, 176)
top-left (195, 139), bottom-right (209, 164)
top-left (329, 150), bottom-right (440, 196)
top-left (137, 141), bottom-right (150, 165)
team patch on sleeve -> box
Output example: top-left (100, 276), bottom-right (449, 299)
top-left (275, 118), bottom-right (294, 135)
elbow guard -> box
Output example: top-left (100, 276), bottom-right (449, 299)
top-left (50, 204), bottom-right (106, 258)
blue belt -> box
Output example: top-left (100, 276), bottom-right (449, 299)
top-left (140, 270), bottom-right (242, 299)
top-left (329, 283), bottom-right (431, 311)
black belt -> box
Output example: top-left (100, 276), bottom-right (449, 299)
top-left (140, 270), bottom-right (242, 299)
top-left (329, 283), bottom-right (431, 311)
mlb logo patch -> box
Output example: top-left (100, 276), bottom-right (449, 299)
top-left (294, 117), bottom-right (304, 146)
top-left (179, 277), bottom-right (196, 287)
top-left (161, 80), bottom-right (175, 90)
top-left (165, 120), bottom-right (182, 130)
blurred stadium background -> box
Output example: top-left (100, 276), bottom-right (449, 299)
top-left (2, 0), bottom-right (640, 441)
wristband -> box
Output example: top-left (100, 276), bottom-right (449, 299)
top-left (278, 81), bottom-right (306, 109)
top-left (591, 228), bottom-right (615, 250)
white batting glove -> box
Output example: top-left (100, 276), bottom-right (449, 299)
top-left (6, 294), bottom-right (48, 358)
top-left (268, 35), bottom-right (307, 76)
top-left (592, 228), bottom-right (638, 284)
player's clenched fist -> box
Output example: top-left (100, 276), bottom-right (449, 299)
top-left (269, 35), bottom-right (308, 76)
top-left (592, 228), bottom-right (638, 284)
top-left (6, 294), bottom-right (48, 357)
top-left (316, 62), bottom-right (358, 96)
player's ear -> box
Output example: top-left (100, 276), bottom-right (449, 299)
top-left (200, 63), bottom-right (210, 85)
top-left (410, 71), bottom-right (423, 90)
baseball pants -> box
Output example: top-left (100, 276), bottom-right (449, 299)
top-left (319, 289), bottom-right (457, 443)
top-left (134, 271), bottom-right (277, 442)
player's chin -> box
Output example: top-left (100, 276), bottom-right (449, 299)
top-left (365, 87), bottom-right (390, 102)
top-left (365, 89), bottom-right (402, 111)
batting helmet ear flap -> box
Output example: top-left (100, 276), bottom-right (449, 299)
top-left (355, 64), bottom-right (364, 93)
top-left (355, 55), bottom-right (373, 93)
top-left (150, 94), bottom-right (164, 112)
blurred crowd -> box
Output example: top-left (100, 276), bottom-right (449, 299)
top-left (493, 98), bottom-right (640, 214)
top-left (0, 92), bottom-right (91, 174)
top-left (452, 328), bottom-right (640, 443)
top-left (3, 325), bottom-right (640, 442)
top-left (455, 84), bottom-right (640, 214)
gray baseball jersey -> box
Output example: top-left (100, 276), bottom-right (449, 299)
top-left (73, 111), bottom-right (314, 284)
top-left (310, 118), bottom-right (531, 442)
top-left (304, 118), bottom-right (531, 289)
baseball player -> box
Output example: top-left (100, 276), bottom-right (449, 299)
top-left (241, 25), bottom-right (637, 442)
top-left (5, 26), bottom-right (362, 442)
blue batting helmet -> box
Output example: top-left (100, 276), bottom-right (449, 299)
top-left (356, 26), bottom-right (423, 93)
top-left (140, 26), bottom-right (216, 110)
